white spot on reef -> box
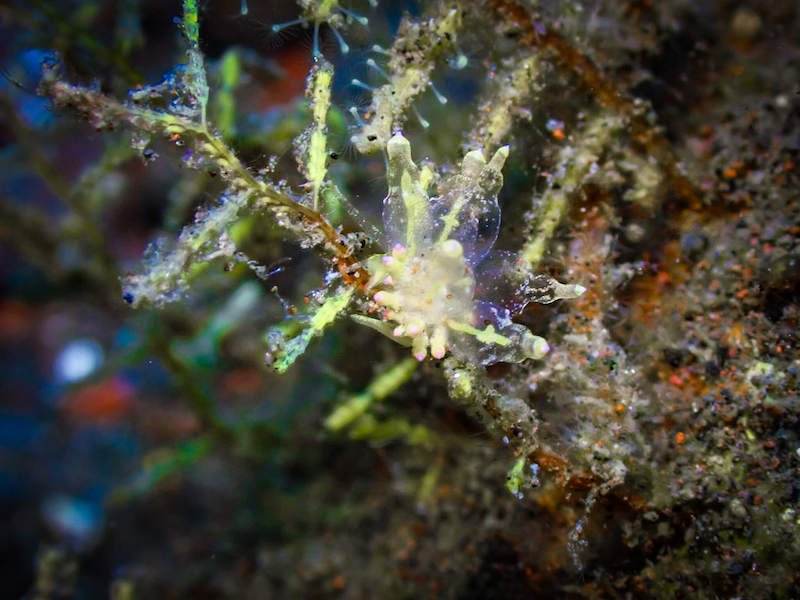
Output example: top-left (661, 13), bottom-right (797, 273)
top-left (53, 338), bottom-right (104, 384)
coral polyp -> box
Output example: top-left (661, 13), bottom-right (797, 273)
top-left (272, 0), bottom-right (372, 56)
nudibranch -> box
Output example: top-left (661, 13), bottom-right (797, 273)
top-left (354, 132), bottom-right (555, 364)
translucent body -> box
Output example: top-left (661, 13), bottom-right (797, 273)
top-left (365, 133), bottom-right (550, 364)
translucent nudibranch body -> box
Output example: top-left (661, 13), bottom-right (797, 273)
top-left (363, 133), bottom-right (551, 364)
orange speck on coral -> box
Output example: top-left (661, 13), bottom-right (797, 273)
top-left (675, 432), bottom-right (685, 445)
top-left (736, 288), bottom-right (749, 299)
top-left (552, 129), bottom-right (565, 140)
top-left (723, 168), bottom-right (738, 179)
top-left (669, 374), bottom-right (684, 387)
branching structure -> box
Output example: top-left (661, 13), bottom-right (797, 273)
top-left (17, 0), bottom-right (800, 594)
top-left (36, 0), bottom-right (689, 496)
